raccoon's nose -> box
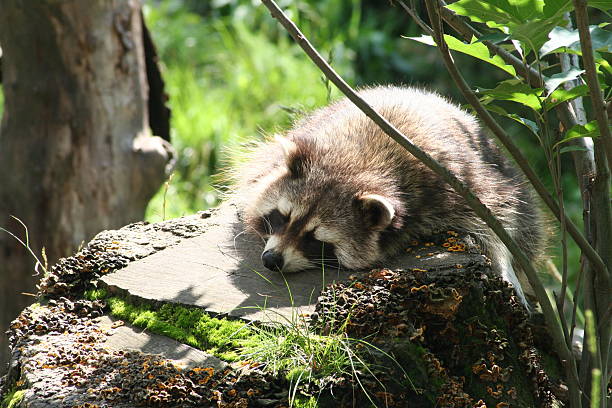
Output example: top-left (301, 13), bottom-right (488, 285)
top-left (262, 249), bottom-right (284, 271)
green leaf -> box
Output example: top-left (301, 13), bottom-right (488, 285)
top-left (475, 33), bottom-right (510, 44)
top-left (445, 0), bottom-right (524, 28)
top-left (559, 145), bottom-right (589, 154)
top-left (544, 85), bottom-right (589, 110)
top-left (540, 25), bottom-right (612, 57)
top-left (554, 121), bottom-right (601, 149)
top-left (542, 0), bottom-right (573, 17)
top-left (479, 80), bottom-right (544, 110)
top-left (587, 0), bottom-right (612, 12)
top-left (512, 15), bottom-right (567, 54)
top-left (508, 114), bottom-right (540, 135)
top-left (447, 0), bottom-right (573, 55)
top-left (406, 35), bottom-right (516, 76)
top-left (481, 101), bottom-right (509, 116)
top-left (481, 100), bottom-right (540, 135)
top-left (543, 67), bottom-right (584, 94)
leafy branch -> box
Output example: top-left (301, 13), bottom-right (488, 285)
top-left (420, 1), bottom-right (580, 404)
top-left (403, 0), bottom-right (611, 405)
top-left (398, 0), bottom-right (608, 284)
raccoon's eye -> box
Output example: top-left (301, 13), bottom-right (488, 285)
top-left (302, 231), bottom-right (339, 267)
top-left (263, 209), bottom-right (289, 235)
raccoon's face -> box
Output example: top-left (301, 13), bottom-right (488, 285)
top-left (244, 135), bottom-right (400, 273)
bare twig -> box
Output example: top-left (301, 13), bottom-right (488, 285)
top-left (398, 1), bottom-right (433, 36)
top-left (422, 0), bottom-right (582, 404)
top-left (396, 0), bottom-right (608, 284)
top-left (554, 147), bottom-right (570, 339)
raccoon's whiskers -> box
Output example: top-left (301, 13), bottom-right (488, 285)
top-left (262, 217), bottom-right (273, 236)
top-left (310, 261), bottom-right (341, 269)
top-left (232, 229), bottom-right (249, 250)
top-left (233, 227), bottom-right (266, 247)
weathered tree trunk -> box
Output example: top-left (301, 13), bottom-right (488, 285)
top-left (0, 0), bottom-right (173, 370)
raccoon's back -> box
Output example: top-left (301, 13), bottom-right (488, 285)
top-left (287, 86), bottom-right (517, 195)
top-left (285, 86), bottom-right (540, 253)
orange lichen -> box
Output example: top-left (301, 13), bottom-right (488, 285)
top-left (486, 384), bottom-right (504, 398)
top-left (410, 284), bottom-right (430, 293)
top-left (447, 243), bottom-right (466, 252)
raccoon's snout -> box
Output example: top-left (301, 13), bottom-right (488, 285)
top-left (262, 249), bottom-right (284, 271)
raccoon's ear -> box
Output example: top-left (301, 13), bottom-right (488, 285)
top-left (275, 134), bottom-right (308, 178)
top-left (356, 193), bottom-right (396, 231)
top-left (275, 134), bottom-right (297, 157)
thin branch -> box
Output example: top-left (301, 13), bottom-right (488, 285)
top-left (398, 1), bottom-right (433, 36)
top-left (554, 145), bottom-right (570, 337)
top-left (422, 0), bottom-right (581, 404)
top-left (397, 0), bottom-right (608, 283)
top-left (572, 0), bottom-right (612, 167)
top-left (569, 257), bottom-right (585, 353)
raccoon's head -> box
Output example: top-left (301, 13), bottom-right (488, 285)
top-left (243, 135), bottom-right (403, 273)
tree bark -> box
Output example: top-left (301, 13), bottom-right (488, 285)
top-left (0, 0), bottom-right (173, 371)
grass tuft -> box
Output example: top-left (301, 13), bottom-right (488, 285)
top-left (1, 389), bottom-right (25, 408)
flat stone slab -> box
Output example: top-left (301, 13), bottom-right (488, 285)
top-left (98, 316), bottom-right (227, 371)
top-left (101, 203), bottom-right (485, 323)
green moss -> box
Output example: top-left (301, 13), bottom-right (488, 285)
top-left (1, 389), bottom-right (25, 408)
top-left (98, 294), bottom-right (259, 361)
top-left (85, 287), bottom-right (261, 361)
top-left (292, 395), bottom-right (318, 408)
top-left (84, 288), bottom-right (107, 301)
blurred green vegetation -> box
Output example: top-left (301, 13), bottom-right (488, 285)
top-left (142, 0), bottom-right (480, 221)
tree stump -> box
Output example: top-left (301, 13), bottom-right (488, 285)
top-left (0, 203), bottom-right (566, 407)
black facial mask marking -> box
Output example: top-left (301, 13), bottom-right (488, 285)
top-left (262, 209), bottom-right (289, 235)
top-left (301, 230), bottom-right (339, 268)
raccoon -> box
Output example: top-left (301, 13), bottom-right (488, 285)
top-left (233, 86), bottom-right (544, 306)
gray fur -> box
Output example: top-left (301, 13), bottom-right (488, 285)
top-left (232, 86), bottom-right (545, 307)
